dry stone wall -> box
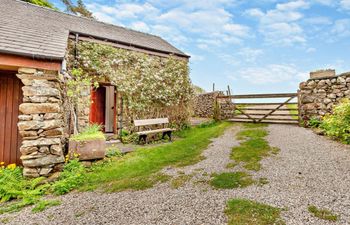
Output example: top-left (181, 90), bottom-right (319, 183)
top-left (299, 71), bottom-right (350, 121)
top-left (219, 100), bottom-right (235, 120)
top-left (193, 91), bottom-right (223, 118)
top-left (17, 68), bottom-right (65, 177)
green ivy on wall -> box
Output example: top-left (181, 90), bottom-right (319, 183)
top-left (66, 40), bottom-right (193, 128)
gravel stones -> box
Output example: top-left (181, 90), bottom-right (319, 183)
top-left (1, 124), bottom-right (350, 224)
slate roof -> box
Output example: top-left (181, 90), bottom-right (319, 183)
top-left (0, 0), bottom-right (188, 60)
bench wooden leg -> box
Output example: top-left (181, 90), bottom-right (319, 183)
top-left (138, 135), bottom-right (147, 144)
top-left (162, 131), bottom-right (172, 142)
top-left (161, 132), bottom-right (167, 140)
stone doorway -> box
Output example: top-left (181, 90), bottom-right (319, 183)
top-left (90, 85), bottom-right (117, 133)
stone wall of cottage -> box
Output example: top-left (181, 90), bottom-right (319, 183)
top-left (299, 70), bottom-right (350, 122)
top-left (193, 91), bottom-right (223, 118)
top-left (17, 68), bottom-right (65, 177)
top-left (77, 86), bottom-right (91, 130)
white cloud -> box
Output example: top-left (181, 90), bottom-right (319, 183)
top-left (304, 16), bottom-right (332, 25)
top-left (92, 11), bottom-right (117, 24)
top-left (151, 25), bottom-right (189, 45)
top-left (324, 59), bottom-right (347, 73)
top-left (276, 0), bottom-right (309, 11)
top-left (331, 19), bottom-right (350, 38)
top-left (88, 0), bottom-right (250, 49)
top-left (312, 0), bottom-right (334, 6)
top-left (218, 48), bottom-right (263, 66)
top-left (189, 54), bottom-right (205, 62)
top-left (263, 22), bottom-right (306, 45)
top-left (306, 47), bottom-right (316, 53)
top-left (245, 0), bottom-right (309, 46)
top-left (87, 2), bottom-right (159, 24)
top-left (219, 53), bottom-right (240, 66)
top-left (155, 7), bottom-right (250, 45)
top-left (340, 0), bottom-right (350, 10)
top-left (231, 64), bottom-right (308, 84)
top-left (237, 48), bottom-right (264, 62)
top-left (223, 24), bottom-right (250, 37)
top-left (148, 0), bottom-right (235, 10)
top-left (130, 21), bottom-right (150, 32)
top-left (245, 8), bottom-right (264, 17)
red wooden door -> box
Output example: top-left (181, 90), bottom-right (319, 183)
top-left (89, 87), bottom-right (106, 130)
top-left (0, 72), bottom-right (23, 165)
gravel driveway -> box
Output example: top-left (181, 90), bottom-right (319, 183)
top-left (1, 124), bottom-right (350, 225)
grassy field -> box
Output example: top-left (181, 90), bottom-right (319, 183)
top-left (79, 122), bottom-right (231, 192)
top-left (286, 104), bottom-right (299, 120)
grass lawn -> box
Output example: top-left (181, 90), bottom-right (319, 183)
top-left (225, 199), bottom-right (285, 225)
top-left (231, 124), bottom-right (276, 171)
top-left (79, 122), bottom-right (231, 192)
top-left (210, 172), bottom-right (254, 189)
top-left (308, 205), bottom-right (339, 222)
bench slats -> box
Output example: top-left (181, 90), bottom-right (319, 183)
top-left (134, 118), bottom-right (169, 127)
top-left (136, 128), bottom-right (175, 135)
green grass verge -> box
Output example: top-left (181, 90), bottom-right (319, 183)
top-left (210, 172), bottom-right (254, 189)
top-left (242, 123), bottom-right (268, 129)
top-left (236, 128), bottom-right (268, 140)
top-left (234, 104), bottom-right (247, 115)
top-left (225, 199), bottom-right (285, 225)
top-left (231, 124), bottom-right (275, 171)
top-left (308, 205), bottom-right (339, 222)
top-left (286, 104), bottom-right (299, 120)
top-left (79, 122), bottom-right (231, 192)
top-left (32, 200), bottom-right (61, 213)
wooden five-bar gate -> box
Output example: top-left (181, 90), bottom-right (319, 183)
top-left (217, 92), bottom-right (300, 125)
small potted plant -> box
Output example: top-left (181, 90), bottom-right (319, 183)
top-left (68, 124), bottom-right (106, 161)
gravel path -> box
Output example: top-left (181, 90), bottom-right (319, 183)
top-left (1, 124), bottom-right (350, 225)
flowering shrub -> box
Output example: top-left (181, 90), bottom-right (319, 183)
top-left (67, 40), bottom-right (193, 128)
top-left (320, 99), bottom-right (350, 144)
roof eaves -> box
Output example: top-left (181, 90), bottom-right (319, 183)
top-left (0, 49), bottom-right (64, 61)
top-left (70, 31), bottom-right (190, 58)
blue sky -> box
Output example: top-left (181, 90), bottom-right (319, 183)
top-left (51, 0), bottom-right (350, 94)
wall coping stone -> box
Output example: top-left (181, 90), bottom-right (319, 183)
top-left (196, 91), bottom-right (223, 96)
top-left (306, 72), bottom-right (350, 81)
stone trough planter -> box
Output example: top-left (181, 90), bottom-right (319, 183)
top-left (68, 139), bottom-right (106, 161)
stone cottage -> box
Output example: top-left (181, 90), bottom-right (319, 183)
top-left (0, 0), bottom-right (190, 177)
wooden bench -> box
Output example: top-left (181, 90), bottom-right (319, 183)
top-left (134, 118), bottom-right (175, 144)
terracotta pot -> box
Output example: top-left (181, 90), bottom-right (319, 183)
top-left (68, 139), bottom-right (106, 161)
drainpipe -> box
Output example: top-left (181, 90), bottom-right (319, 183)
top-left (74, 33), bottom-right (79, 65)
top-left (61, 58), bottom-right (67, 74)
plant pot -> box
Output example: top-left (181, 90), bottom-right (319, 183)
top-left (68, 139), bottom-right (106, 161)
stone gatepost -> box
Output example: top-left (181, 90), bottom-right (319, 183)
top-left (17, 68), bottom-right (65, 177)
